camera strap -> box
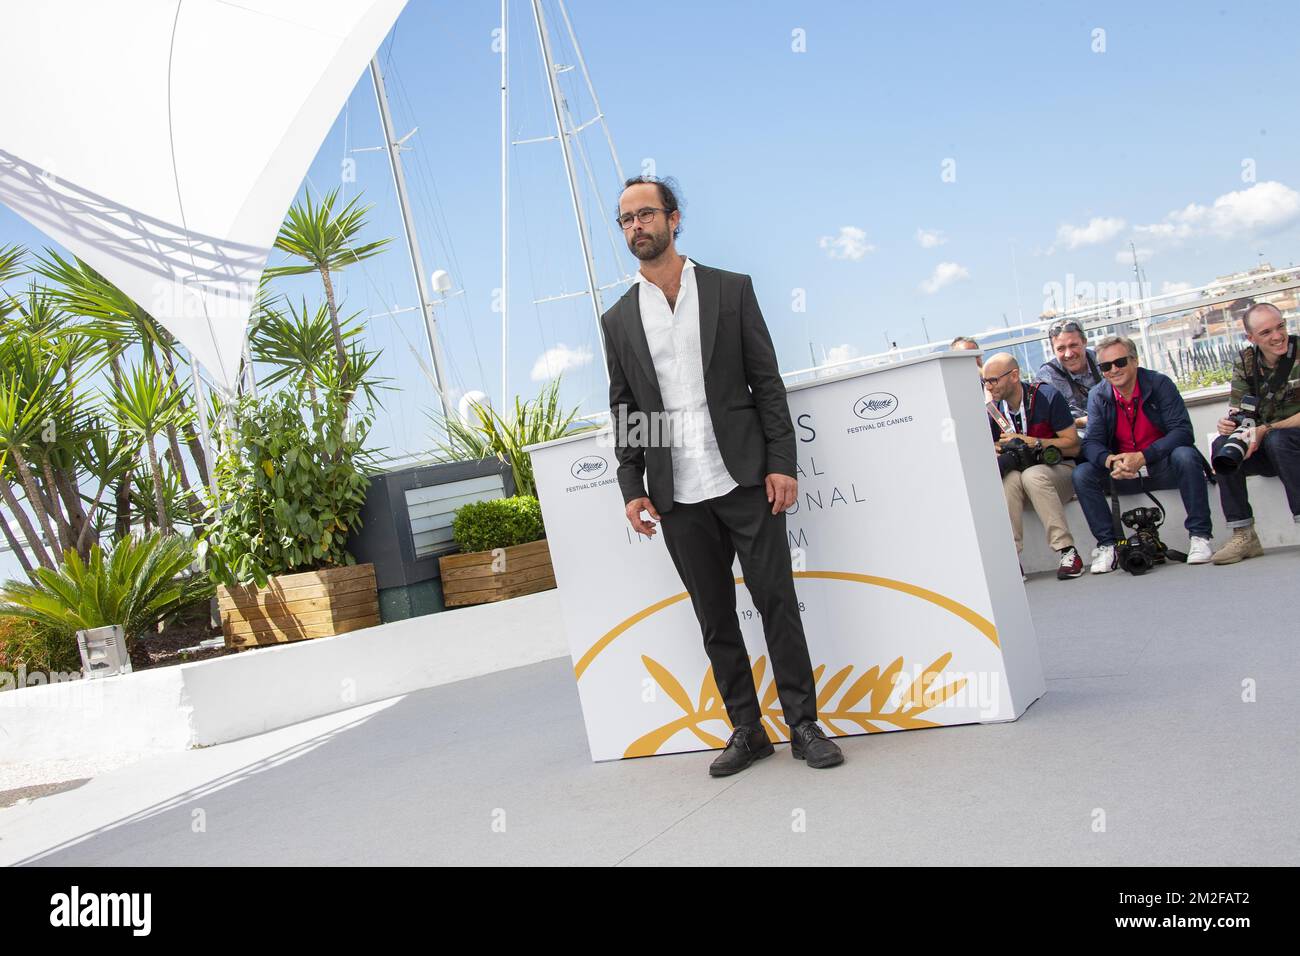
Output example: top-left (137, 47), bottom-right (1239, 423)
top-left (1249, 335), bottom-right (1298, 412)
top-left (1107, 478), bottom-right (1187, 563)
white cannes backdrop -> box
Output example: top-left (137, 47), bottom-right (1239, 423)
top-left (528, 352), bottom-right (1046, 762)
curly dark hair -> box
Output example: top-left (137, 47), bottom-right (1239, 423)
top-left (618, 175), bottom-right (684, 240)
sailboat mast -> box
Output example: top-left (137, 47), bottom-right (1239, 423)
top-left (555, 0), bottom-right (624, 183)
top-left (368, 56), bottom-right (454, 423)
top-left (531, 0), bottom-right (608, 378)
top-left (500, 0), bottom-right (510, 410)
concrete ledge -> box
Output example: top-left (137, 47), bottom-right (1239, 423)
top-left (0, 589), bottom-right (569, 764)
top-left (1019, 475), bottom-right (1299, 574)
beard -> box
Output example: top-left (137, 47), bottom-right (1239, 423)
top-left (628, 229), bottom-right (669, 261)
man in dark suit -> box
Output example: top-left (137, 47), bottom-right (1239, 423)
top-left (600, 175), bottom-right (843, 777)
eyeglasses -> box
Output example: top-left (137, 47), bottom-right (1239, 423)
top-left (1049, 320), bottom-right (1084, 340)
top-left (1098, 356), bottom-right (1132, 373)
top-left (616, 207), bottom-right (671, 229)
top-left (979, 370), bottom-right (1015, 387)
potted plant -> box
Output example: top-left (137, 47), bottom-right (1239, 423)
top-left (438, 496), bottom-right (555, 607)
top-left (198, 388), bottom-right (379, 649)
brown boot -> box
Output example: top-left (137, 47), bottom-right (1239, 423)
top-left (1211, 527), bottom-right (1264, 565)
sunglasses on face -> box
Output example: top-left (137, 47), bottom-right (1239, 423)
top-left (1098, 356), bottom-right (1132, 373)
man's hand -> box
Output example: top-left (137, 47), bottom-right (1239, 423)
top-left (765, 473), bottom-right (797, 515)
top-left (625, 497), bottom-right (661, 536)
top-left (1109, 451), bottom-right (1146, 479)
top-left (1217, 410), bottom-right (1240, 438)
top-left (1245, 422), bottom-right (1269, 460)
top-left (1074, 415), bottom-right (1087, 430)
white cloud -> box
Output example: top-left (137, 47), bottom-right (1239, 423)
top-left (818, 226), bottom-right (875, 260)
top-left (919, 261), bottom-right (971, 294)
top-left (1050, 216), bottom-right (1127, 253)
top-left (825, 343), bottom-right (859, 364)
top-left (1160, 281), bottom-right (1193, 295)
top-left (530, 343), bottom-right (593, 382)
top-left (916, 228), bottom-right (948, 248)
top-left (1135, 181), bottom-right (1300, 242)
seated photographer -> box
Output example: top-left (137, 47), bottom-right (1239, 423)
top-left (1209, 301), bottom-right (1300, 564)
top-left (1036, 319), bottom-right (1102, 436)
top-left (981, 353), bottom-right (1085, 579)
top-left (1072, 335), bottom-right (1215, 572)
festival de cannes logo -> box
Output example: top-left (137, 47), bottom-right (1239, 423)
top-left (570, 455), bottom-right (608, 481)
top-left (853, 391), bottom-right (899, 420)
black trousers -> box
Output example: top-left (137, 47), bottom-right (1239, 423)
top-left (658, 482), bottom-right (817, 730)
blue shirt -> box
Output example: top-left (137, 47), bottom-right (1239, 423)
top-left (988, 381), bottom-right (1075, 442)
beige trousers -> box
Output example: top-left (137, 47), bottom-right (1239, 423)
top-left (1003, 462), bottom-right (1076, 553)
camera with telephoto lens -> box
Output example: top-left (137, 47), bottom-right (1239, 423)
top-left (1116, 505), bottom-right (1168, 575)
top-left (997, 438), bottom-right (1063, 478)
top-left (1211, 394), bottom-right (1260, 474)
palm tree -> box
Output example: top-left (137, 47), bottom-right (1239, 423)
top-left (110, 364), bottom-right (184, 534)
top-left (251, 295), bottom-right (355, 406)
top-left (33, 250), bottom-right (211, 489)
top-left (266, 188), bottom-right (391, 399)
top-left (0, 336), bottom-right (78, 566)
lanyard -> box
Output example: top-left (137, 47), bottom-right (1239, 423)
top-left (1119, 393), bottom-right (1140, 443)
top-left (999, 399), bottom-right (1023, 432)
top-left (1000, 384), bottom-right (1038, 433)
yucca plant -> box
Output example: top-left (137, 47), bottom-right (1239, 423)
top-left (33, 249), bottom-right (212, 489)
top-left (0, 336), bottom-right (78, 566)
top-left (109, 363), bottom-right (184, 534)
top-left (265, 188), bottom-right (391, 398)
top-left (430, 377), bottom-right (593, 498)
top-left (0, 532), bottom-right (214, 649)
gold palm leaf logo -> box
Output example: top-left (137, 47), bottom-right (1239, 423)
top-left (624, 653), bottom-right (968, 758)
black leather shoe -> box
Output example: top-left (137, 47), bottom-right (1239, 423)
top-left (709, 723), bottom-right (775, 777)
top-left (790, 721), bottom-right (844, 769)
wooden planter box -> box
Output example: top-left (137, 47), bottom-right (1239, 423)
top-left (438, 538), bottom-right (556, 607)
top-left (217, 563), bottom-right (380, 650)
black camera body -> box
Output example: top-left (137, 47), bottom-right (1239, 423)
top-left (1116, 505), bottom-right (1168, 575)
top-left (1212, 394), bottom-right (1260, 474)
top-left (997, 438), bottom-right (1063, 478)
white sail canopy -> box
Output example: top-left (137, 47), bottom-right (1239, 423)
top-left (0, 0), bottom-right (407, 390)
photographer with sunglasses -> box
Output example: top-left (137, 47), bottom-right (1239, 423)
top-left (1071, 336), bottom-right (1215, 572)
top-left (1036, 320), bottom-right (1102, 436)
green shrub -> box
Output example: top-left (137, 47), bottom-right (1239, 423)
top-left (0, 532), bottom-right (213, 654)
top-left (0, 614), bottom-right (79, 684)
top-left (1178, 365), bottom-right (1234, 392)
top-left (198, 388), bottom-right (374, 587)
top-left (451, 496), bottom-right (545, 553)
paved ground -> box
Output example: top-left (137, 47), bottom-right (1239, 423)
top-left (2, 548), bottom-right (1296, 866)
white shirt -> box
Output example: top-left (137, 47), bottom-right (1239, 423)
top-left (634, 257), bottom-right (738, 503)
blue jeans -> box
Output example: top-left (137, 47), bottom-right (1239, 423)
top-left (1072, 445), bottom-right (1212, 546)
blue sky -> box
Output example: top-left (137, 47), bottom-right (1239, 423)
top-left (3, 0), bottom-right (1298, 460)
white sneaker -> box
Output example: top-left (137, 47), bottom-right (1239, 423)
top-left (1090, 545), bottom-right (1118, 574)
top-left (1186, 536), bottom-right (1214, 564)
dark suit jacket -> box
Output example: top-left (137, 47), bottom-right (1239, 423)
top-left (600, 260), bottom-right (796, 515)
